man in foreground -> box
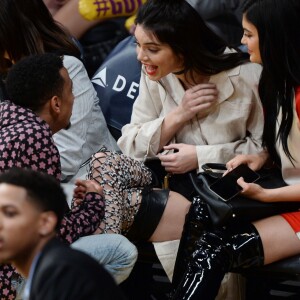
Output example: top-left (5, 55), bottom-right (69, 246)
top-left (0, 168), bottom-right (126, 299)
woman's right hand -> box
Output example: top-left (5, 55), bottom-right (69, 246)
top-left (226, 151), bottom-right (269, 172)
top-left (177, 83), bottom-right (218, 122)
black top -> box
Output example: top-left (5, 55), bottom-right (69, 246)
top-left (30, 238), bottom-right (127, 300)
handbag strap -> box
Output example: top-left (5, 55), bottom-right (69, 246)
top-left (187, 163), bottom-right (227, 195)
top-left (202, 163), bottom-right (227, 178)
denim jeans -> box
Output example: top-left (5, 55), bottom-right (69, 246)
top-left (71, 234), bottom-right (137, 284)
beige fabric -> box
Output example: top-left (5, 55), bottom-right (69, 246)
top-left (216, 273), bottom-right (245, 300)
top-left (153, 240), bottom-right (245, 300)
top-left (153, 240), bottom-right (179, 281)
top-left (118, 63), bottom-right (264, 170)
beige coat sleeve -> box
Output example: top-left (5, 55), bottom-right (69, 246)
top-left (118, 72), bottom-right (166, 160)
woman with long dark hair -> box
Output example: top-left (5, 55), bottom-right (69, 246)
top-left (171, 0), bottom-right (300, 298)
top-left (87, 0), bottom-right (264, 239)
top-left (110, 0), bottom-right (262, 277)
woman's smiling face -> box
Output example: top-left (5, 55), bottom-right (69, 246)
top-left (241, 15), bottom-right (262, 64)
top-left (135, 24), bottom-right (184, 80)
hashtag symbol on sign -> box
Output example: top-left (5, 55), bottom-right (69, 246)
top-left (93, 0), bottom-right (110, 17)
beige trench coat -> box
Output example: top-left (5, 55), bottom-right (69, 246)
top-left (118, 62), bottom-right (264, 169)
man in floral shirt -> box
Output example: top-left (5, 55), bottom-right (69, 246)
top-left (2, 53), bottom-right (105, 241)
top-left (0, 53), bottom-right (106, 299)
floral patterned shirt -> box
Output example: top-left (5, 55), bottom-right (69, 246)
top-left (0, 101), bottom-right (61, 179)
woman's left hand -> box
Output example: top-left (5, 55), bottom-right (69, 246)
top-left (157, 143), bottom-right (198, 174)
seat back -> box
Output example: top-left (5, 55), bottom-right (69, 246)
top-left (91, 35), bottom-right (141, 140)
top-left (235, 255), bottom-right (300, 298)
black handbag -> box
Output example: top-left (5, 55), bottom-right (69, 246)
top-left (144, 157), bottom-right (197, 200)
top-left (189, 163), bottom-right (300, 227)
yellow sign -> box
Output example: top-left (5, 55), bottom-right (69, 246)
top-left (79, 0), bottom-right (146, 21)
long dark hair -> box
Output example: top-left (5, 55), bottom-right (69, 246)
top-left (135, 0), bottom-right (249, 81)
top-left (242, 0), bottom-right (300, 165)
top-left (0, 0), bottom-right (80, 74)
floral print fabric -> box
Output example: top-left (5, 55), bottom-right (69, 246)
top-left (0, 101), bottom-right (61, 180)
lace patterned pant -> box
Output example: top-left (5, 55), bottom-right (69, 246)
top-left (87, 151), bottom-right (152, 234)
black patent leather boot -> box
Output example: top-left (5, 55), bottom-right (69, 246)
top-left (170, 223), bottom-right (264, 300)
top-left (230, 223), bottom-right (264, 270)
top-left (172, 196), bottom-right (211, 288)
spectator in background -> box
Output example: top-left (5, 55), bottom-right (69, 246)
top-left (0, 0), bottom-right (119, 184)
top-left (43, 0), bottom-right (144, 76)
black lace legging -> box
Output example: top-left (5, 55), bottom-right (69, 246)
top-left (86, 151), bottom-right (153, 234)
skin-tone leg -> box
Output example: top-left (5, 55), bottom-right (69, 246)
top-left (149, 191), bottom-right (191, 242)
top-left (253, 215), bottom-right (300, 265)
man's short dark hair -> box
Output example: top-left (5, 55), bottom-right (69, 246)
top-left (5, 53), bottom-right (65, 112)
top-left (0, 168), bottom-right (69, 231)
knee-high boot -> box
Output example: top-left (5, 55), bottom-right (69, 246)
top-left (172, 196), bottom-right (211, 288)
top-left (171, 223), bottom-right (264, 300)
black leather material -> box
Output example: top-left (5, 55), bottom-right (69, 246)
top-left (172, 197), bottom-right (210, 288)
top-left (171, 231), bottom-right (229, 300)
top-left (126, 188), bottom-right (169, 242)
top-left (190, 166), bottom-right (300, 227)
top-left (144, 158), bottom-right (197, 201)
top-left (171, 224), bottom-right (263, 300)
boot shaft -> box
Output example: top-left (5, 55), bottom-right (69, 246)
top-left (172, 197), bottom-right (210, 288)
top-left (171, 223), bottom-right (264, 299)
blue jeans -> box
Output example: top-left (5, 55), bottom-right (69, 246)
top-left (71, 234), bottom-right (137, 284)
